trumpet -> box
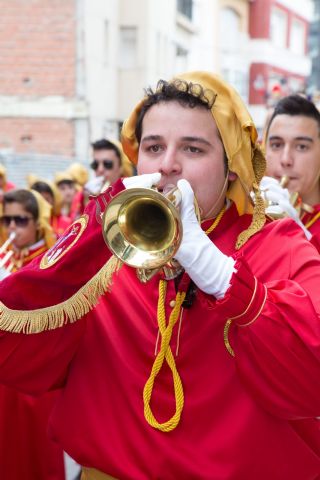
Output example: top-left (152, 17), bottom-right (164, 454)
top-left (264, 175), bottom-right (314, 220)
top-left (279, 175), bottom-right (313, 217)
top-left (102, 186), bottom-right (185, 282)
top-left (0, 232), bottom-right (16, 278)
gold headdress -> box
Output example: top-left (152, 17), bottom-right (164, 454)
top-left (108, 138), bottom-right (134, 178)
top-left (29, 189), bottom-right (56, 248)
top-left (67, 163), bottom-right (89, 187)
top-left (54, 171), bottom-right (75, 185)
top-left (27, 175), bottom-right (63, 217)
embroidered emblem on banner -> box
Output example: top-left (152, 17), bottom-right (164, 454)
top-left (40, 215), bottom-right (88, 269)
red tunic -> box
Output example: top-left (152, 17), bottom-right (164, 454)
top-left (69, 190), bottom-right (86, 222)
top-left (51, 214), bottom-right (72, 238)
top-left (0, 180), bottom-right (320, 479)
top-left (4, 181), bottom-right (16, 192)
top-left (0, 240), bottom-right (65, 480)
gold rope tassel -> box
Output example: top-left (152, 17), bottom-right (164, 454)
top-left (143, 280), bottom-right (186, 432)
top-left (0, 255), bottom-right (121, 334)
top-left (236, 144), bottom-right (266, 249)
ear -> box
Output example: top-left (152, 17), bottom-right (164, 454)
top-left (228, 171), bottom-right (237, 182)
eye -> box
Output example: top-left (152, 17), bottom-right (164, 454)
top-left (269, 141), bottom-right (282, 150)
top-left (184, 145), bottom-right (202, 153)
top-left (147, 144), bottom-right (163, 153)
top-left (296, 143), bottom-right (309, 152)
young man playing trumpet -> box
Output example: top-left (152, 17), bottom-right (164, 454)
top-left (264, 94), bottom-right (320, 243)
top-left (0, 73), bottom-right (319, 479)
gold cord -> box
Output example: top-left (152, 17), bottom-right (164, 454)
top-left (205, 205), bottom-right (226, 235)
top-left (305, 211), bottom-right (320, 229)
top-left (143, 280), bottom-right (186, 432)
top-left (143, 205), bottom-right (226, 432)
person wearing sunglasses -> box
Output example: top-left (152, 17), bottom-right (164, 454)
top-left (0, 188), bottom-right (56, 266)
top-left (90, 138), bottom-right (122, 188)
top-left (0, 189), bottom-right (65, 480)
top-left (86, 139), bottom-right (134, 197)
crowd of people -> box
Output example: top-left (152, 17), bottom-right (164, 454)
top-left (0, 72), bottom-right (320, 480)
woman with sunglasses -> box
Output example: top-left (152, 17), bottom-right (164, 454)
top-left (0, 188), bottom-right (66, 480)
top-left (0, 189), bottom-right (56, 271)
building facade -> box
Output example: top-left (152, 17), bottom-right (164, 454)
top-left (0, 0), bottom-right (218, 172)
top-left (0, 0), bottom-right (314, 182)
top-left (248, 0), bottom-right (312, 128)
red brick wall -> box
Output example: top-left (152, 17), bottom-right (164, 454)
top-left (0, 118), bottom-right (74, 156)
top-left (0, 0), bottom-right (76, 97)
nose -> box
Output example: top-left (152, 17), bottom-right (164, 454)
top-left (280, 145), bottom-right (294, 168)
top-left (96, 163), bottom-right (105, 176)
top-left (158, 148), bottom-right (182, 176)
top-left (7, 221), bottom-right (17, 234)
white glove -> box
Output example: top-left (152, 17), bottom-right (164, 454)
top-left (123, 172), bottom-right (161, 189)
top-left (0, 267), bottom-right (11, 281)
top-left (260, 176), bottom-right (311, 240)
top-left (84, 176), bottom-right (105, 195)
top-left (174, 179), bottom-right (236, 299)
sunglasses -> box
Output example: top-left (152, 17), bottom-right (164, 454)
top-left (90, 159), bottom-right (114, 171)
top-left (1, 215), bottom-right (34, 228)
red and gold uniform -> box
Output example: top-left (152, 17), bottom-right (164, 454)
top-left (51, 213), bottom-right (72, 238)
top-left (0, 238), bottom-right (47, 272)
top-left (69, 189), bottom-right (86, 221)
top-left (0, 180), bottom-right (319, 479)
top-left (0, 197), bottom-right (65, 479)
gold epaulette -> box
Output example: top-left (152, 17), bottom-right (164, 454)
top-left (0, 256), bottom-right (121, 334)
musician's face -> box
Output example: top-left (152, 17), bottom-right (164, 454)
top-left (3, 202), bottom-right (37, 249)
top-left (137, 101), bottom-right (233, 219)
top-left (266, 114), bottom-right (320, 205)
top-left (91, 148), bottom-right (122, 185)
top-left (57, 182), bottom-right (76, 205)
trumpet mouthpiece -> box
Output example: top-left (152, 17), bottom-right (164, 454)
top-left (279, 175), bottom-right (289, 188)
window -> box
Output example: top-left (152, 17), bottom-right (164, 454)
top-left (270, 7), bottom-right (288, 49)
top-left (177, 0), bottom-right (193, 20)
top-left (104, 21), bottom-right (109, 64)
top-left (174, 45), bottom-right (188, 73)
top-left (220, 8), bottom-right (241, 52)
top-left (222, 69), bottom-right (248, 101)
top-left (290, 19), bottom-right (305, 55)
top-left (119, 26), bottom-right (138, 69)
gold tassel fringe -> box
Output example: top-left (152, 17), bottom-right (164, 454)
top-left (0, 256), bottom-right (121, 334)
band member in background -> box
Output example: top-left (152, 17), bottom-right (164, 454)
top-left (29, 178), bottom-right (72, 237)
top-left (54, 171), bottom-right (78, 220)
top-left (0, 73), bottom-right (319, 479)
top-left (65, 163), bottom-right (90, 221)
top-left (0, 188), bottom-right (65, 480)
top-left (0, 164), bottom-right (16, 214)
top-left (86, 138), bottom-right (134, 197)
top-left (263, 94), bottom-right (320, 245)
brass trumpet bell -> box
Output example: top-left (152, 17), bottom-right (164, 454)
top-left (102, 187), bottom-right (183, 281)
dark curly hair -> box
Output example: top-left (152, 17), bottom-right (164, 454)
top-left (135, 79), bottom-right (217, 143)
top-left (266, 94), bottom-right (320, 139)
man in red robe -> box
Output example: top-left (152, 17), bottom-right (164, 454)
top-left (0, 72), bottom-right (319, 480)
top-left (263, 94), bottom-right (320, 246)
